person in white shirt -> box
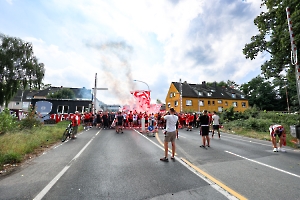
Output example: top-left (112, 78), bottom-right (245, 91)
top-left (212, 111), bottom-right (221, 138)
top-left (160, 108), bottom-right (178, 162)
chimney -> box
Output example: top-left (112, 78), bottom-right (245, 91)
top-left (202, 81), bottom-right (206, 88)
top-left (213, 81), bottom-right (217, 88)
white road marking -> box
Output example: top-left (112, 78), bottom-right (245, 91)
top-left (33, 130), bottom-right (101, 200)
top-left (225, 151), bottom-right (300, 179)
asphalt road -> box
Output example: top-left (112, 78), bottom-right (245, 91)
top-left (0, 127), bottom-right (299, 200)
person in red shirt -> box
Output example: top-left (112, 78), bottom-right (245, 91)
top-left (179, 113), bottom-right (185, 129)
top-left (138, 112), bottom-right (143, 128)
top-left (83, 112), bottom-right (90, 129)
top-left (128, 111), bottom-right (133, 128)
top-left (70, 112), bottom-right (79, 139)
top-left (187, 113), bottom-right (194, 131)
top-left (144, 112), bottom-right (149, 127)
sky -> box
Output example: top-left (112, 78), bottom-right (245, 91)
top-left (0, 0), bottom-right (267, 105)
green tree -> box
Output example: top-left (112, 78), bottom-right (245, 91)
top-left (240, 76), bottom-right (278, 110)
top-left (156, 99), bottom-right (163, 104)
top-left (243, 0), bottom-right (300, 78)
top-left (207, 80), bottom-right (240, 90)
top-left (47, 88), bottom-right (75, 99)
top-left (0, 34), bottom-right (45, 107)
top-left (243, 0), bottom-right (300, 109)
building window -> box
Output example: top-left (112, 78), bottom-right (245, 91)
top-left (208, 92), bottom-right (212, 96)
top-left (218, 107), bottom-right (223, 112)
top-left (242, 102), bottom-right (246, 107)
top-left (76, 106), bottom-right (85, 113)
top-left (212, 101), bottom-right (215, 105)
top-left (173, 93), bottom-right (176, 97)
top-left (232, 93), bottom-right (236, 98)
top-left (168, 102), bottom-right (171, 108)
top-left (57, 105), bottom-right (69, 114)
top-left (225, 101), bottom-right (228, 106)
top-left (170, 93), bottom-right (173, 98)
top-left (175, 101), bottom-right (178, 107)
top-left (186, 100), bottom-right (192, 106)
top-left (208, 100), bottom-right (211, 105)
top-left (241, 94), bottom-right (245, 98)
top-left (233, 102), bottom-right (237, 107)
top-left (218, 100), bottom-right (222, 104)
top-left (199, 100), bottom-right (204, 106)
top-left (198, 91), bottom-right (203, 96)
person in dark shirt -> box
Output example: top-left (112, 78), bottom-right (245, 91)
top-left (116, 112), bottom-right (124, 133)
top-left (199, 110), bottom-right (210, 147)
top-left (102, 112), bottom-right (109, 129)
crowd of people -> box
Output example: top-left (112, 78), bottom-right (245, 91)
top-left (60, 109), bottom-right (286, 154)
top-left (76, 110), bottom-right (217, 132)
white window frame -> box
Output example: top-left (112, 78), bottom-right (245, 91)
top-left (57, 105), bottom-right (69, 114)
top-left (199, 100), bottom-right (204, 106)
top-left (186, 100), bottom-right (192, 106)
top-left (174, 101), bottom-right (178, 107)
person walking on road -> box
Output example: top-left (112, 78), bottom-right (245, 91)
top-left (269, 124), bottom-right (286, 152)
top-left (212, 111), bottom-right (221, 139)
top-left (116, 112), bottom-right (124, 133)
top-left (199, 110), bottom-right (210, 148)
top-left (160, 108), bottom-right (178, 162)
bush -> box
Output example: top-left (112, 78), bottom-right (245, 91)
top-left (0, 109), bottom-right (18, 134)
top-left (19, 105), bottom-right (42, 130)
top-left (0, 151), bottom-right (22, 164)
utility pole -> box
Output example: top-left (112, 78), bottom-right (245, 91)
top-left (286, 7), bottom-right (300, 106)
top-left (92, 73), bottom-right (108, 114)
top-left (180, 78), bottom-right (182, 113)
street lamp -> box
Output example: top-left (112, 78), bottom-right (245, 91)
top-left (133, 79), bottom-right (150, 91)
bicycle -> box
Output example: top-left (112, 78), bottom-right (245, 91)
top-left (62, 121), bottom-right (75, 142)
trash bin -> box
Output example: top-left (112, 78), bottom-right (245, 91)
top-left (290, 125), bottom-right (300, 139)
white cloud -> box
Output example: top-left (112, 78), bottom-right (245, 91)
top-left (1, 0), bottom-right (267, 105)
top-left (5, 0), bottom-right (12, 5)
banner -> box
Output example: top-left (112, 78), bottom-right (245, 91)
top-left (130, 90), bottom-right (151, 110)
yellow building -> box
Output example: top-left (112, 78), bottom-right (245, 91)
top-left (165, 81), bottom-right (249, 113)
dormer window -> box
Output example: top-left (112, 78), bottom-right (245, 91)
top-left (198, 91), bottom-right (203, 96)
top-left (241, 94), bottom-right (245, 98)
top-left (207, 92), bottom-right (212, 96)
top-left (232, 93), bottom-right (236, 98)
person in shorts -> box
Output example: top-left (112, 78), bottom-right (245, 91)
top-left (212, 111), bottom-right (220, 138)
top-left (199, 110), bottom-right (210, 147)
top-left (269, 124), bottom-right (286, 152)
top-left (160, 108), bottom-right (178, 162)
top-left (116, 112), bottom-right (124, 133)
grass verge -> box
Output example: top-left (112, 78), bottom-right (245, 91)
top-left (0, 121), bottom-right (83, 172)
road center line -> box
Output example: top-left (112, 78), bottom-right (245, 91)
top-left (225, 151), bottom-right (300, 178)
top-left (133, 129), bottom-right (242, 200)
top-left (33, 130), bottom-right (101, 200)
